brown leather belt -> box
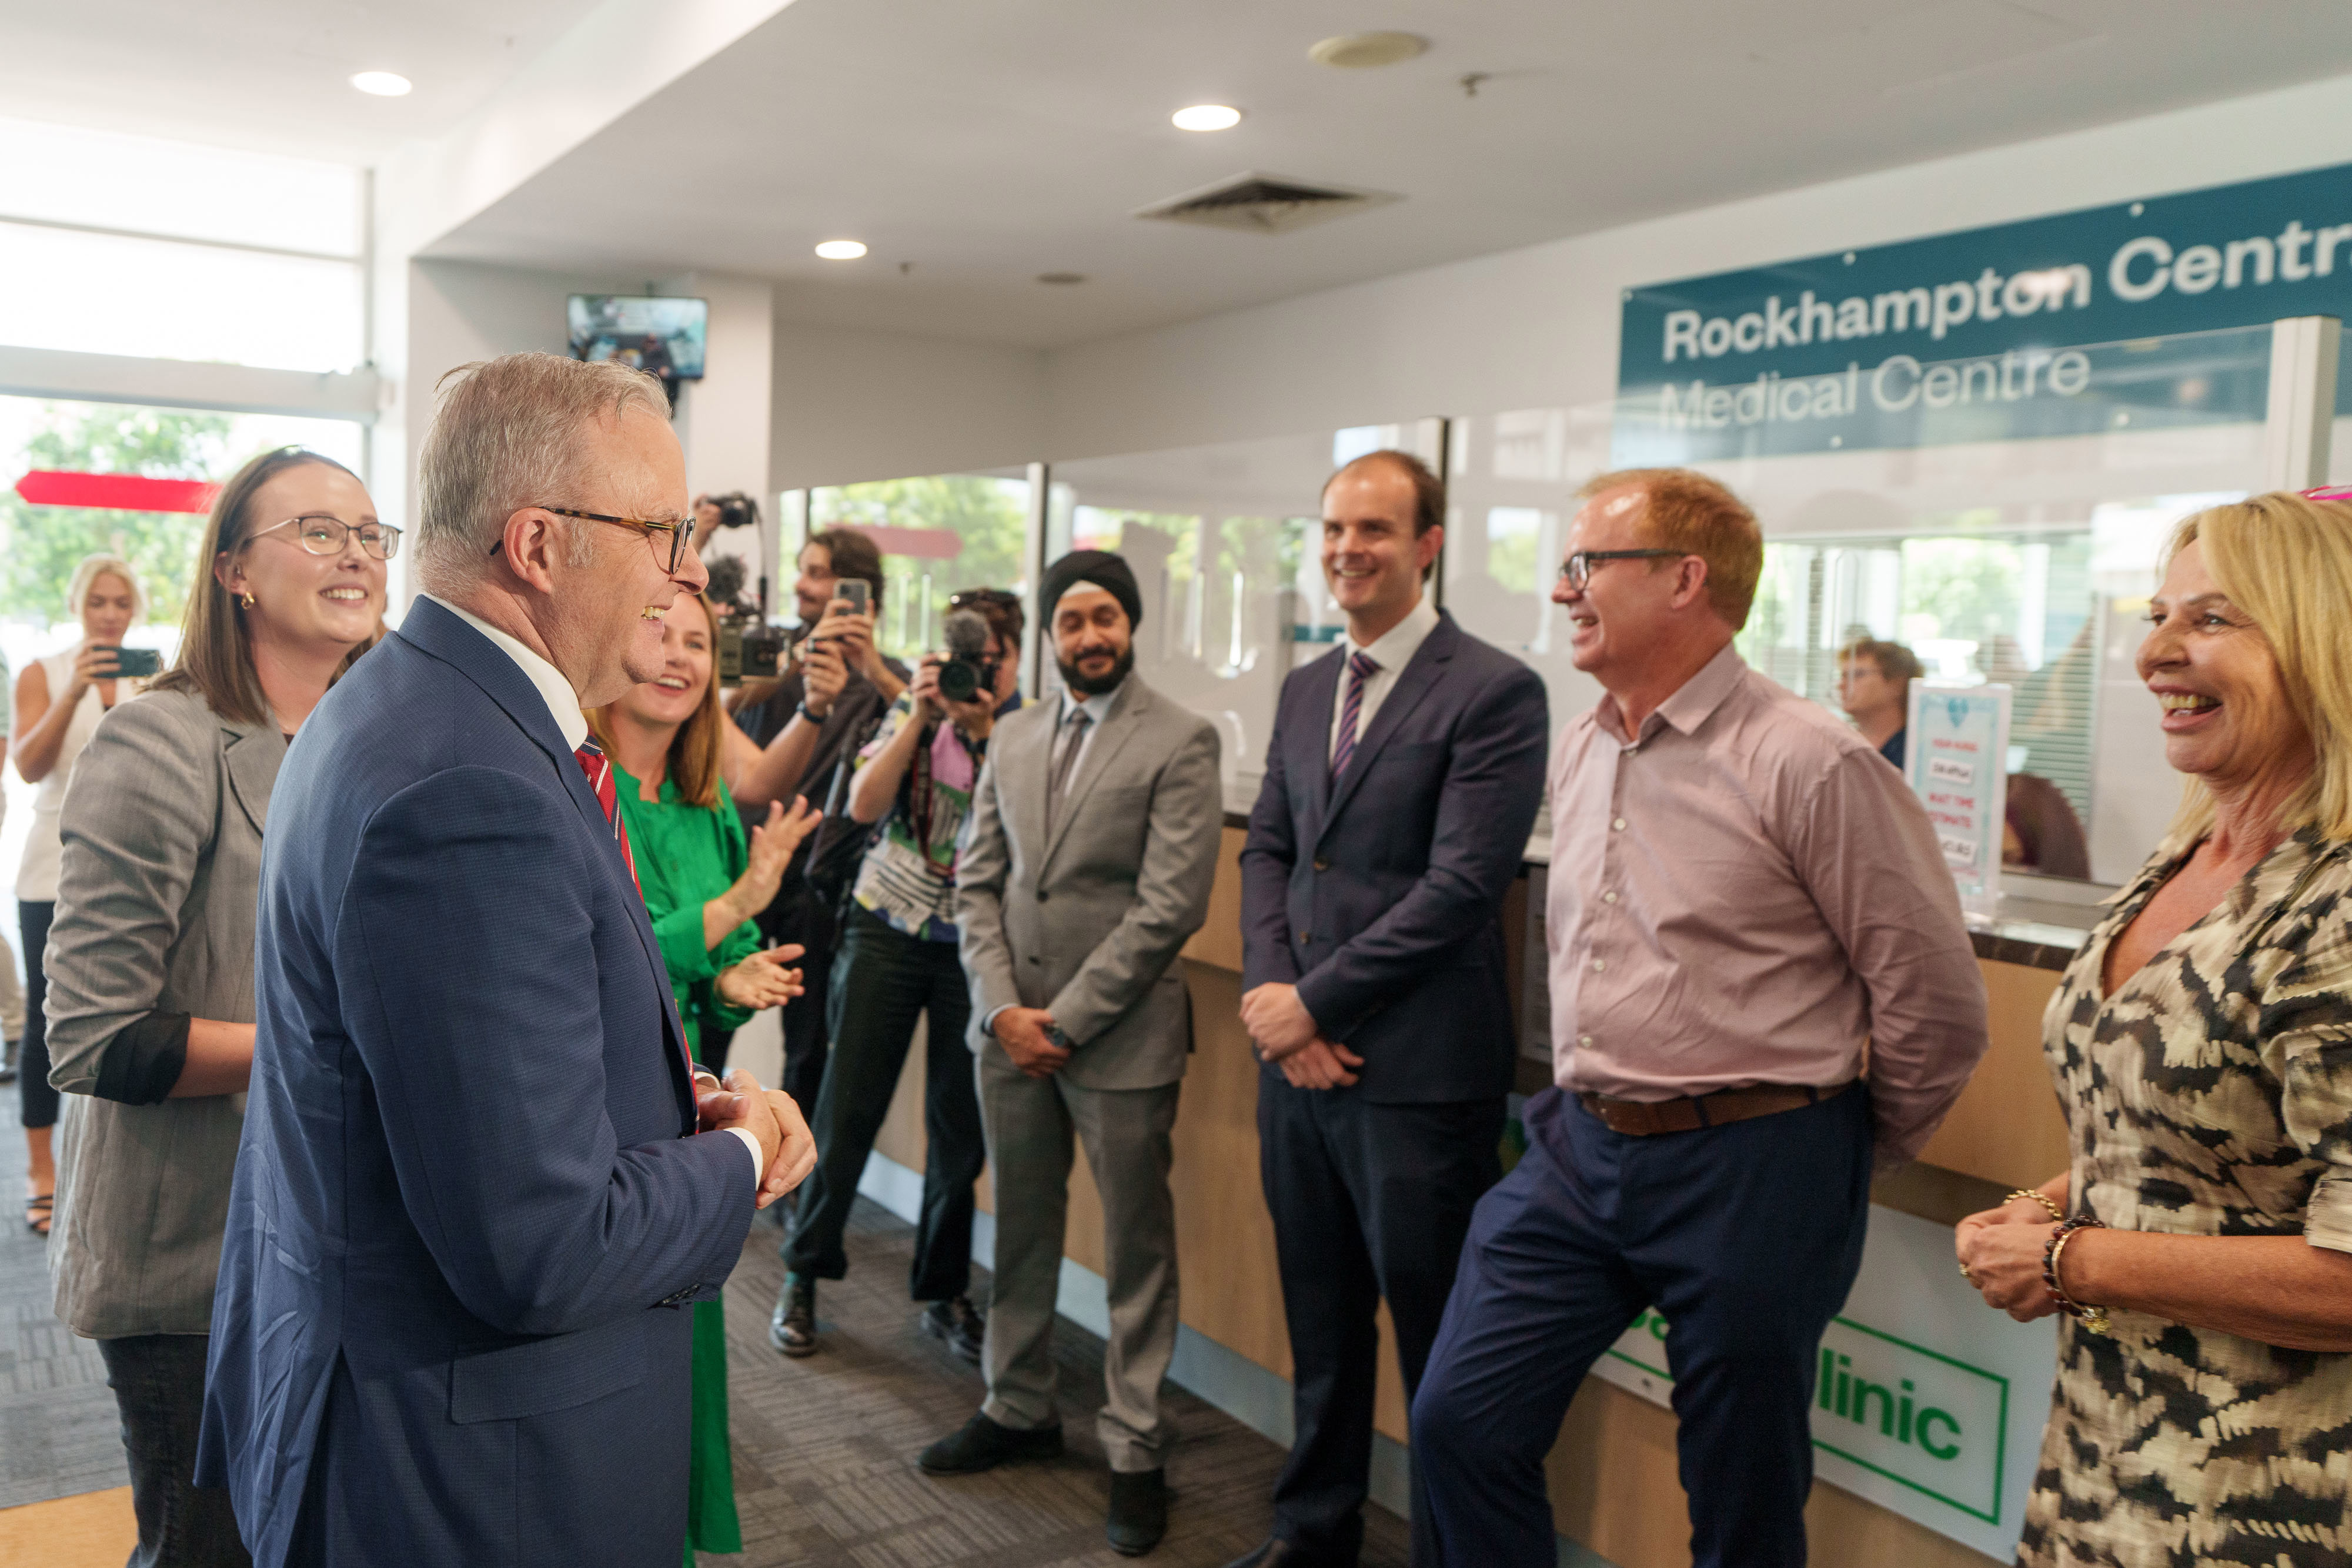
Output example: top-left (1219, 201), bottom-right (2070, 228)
top-left (1577, 1079), bottom-right (1855, 1136)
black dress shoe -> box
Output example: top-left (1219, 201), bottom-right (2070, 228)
top-left (917, 1295), bottom-right (985, 1364)
top-left (917, 1412), bottom-right (1064, 1475)
top-left (769, 1275), bottom-right (817, 1358)
top-left (1106, 1468), bottom-right (1169, 1556)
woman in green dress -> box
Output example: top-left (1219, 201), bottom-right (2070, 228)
top-left (589, 590), bottom-right (819, 1560)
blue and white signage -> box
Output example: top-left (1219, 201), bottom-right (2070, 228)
top-left (1907, 683), bottom-right (2012, 921)
top-left (1615, 158), bottom-right (2352, 461)
top-left (1592, 1205), bottom-right (2057, 1561)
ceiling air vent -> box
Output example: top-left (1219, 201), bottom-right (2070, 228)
top-left (1135, 172), bottom-right (1399, 236)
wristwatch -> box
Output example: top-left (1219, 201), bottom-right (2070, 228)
top-left (1044, 1024), bottom-right (1074, 1051)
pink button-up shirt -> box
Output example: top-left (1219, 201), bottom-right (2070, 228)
top-left (1547, 643), bottom-right (1987, 1166)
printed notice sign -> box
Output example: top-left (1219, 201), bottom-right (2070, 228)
top-left (1590, 1206), bottom-right (2057, 1561)
top-left (1906, 683), bottom-right (2012, 921)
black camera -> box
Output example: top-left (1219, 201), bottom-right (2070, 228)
top-left (716, 617), bottom-right (786, 685)
top-left (936, 609), bottom-right (998, 704)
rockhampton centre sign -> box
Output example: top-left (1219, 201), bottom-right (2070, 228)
top-left (1613, 158), bottom-right (2352, 463)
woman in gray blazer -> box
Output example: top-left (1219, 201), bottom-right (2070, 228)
top-left (46, 446), bottom-right (391, 1567)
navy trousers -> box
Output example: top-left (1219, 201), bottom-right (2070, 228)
top-left (1410, 1085), bottom-right (1873, 1568)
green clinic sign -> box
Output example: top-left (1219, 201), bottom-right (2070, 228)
top-left (1613, 158), bottom-right (2352, 462)
top-left (1588, 1206), bottom-right (2056, 1560)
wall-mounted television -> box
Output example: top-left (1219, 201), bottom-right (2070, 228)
top-left (567, 295), bottom-right (708, 380)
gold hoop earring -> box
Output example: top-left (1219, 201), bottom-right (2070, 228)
top-left (240, 592), bottom-right (256, 610)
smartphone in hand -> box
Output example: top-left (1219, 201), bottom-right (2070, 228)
top-left (105, 647), bottom-right (163, 678)
top-left (835, 579), bottom-right (870, 616)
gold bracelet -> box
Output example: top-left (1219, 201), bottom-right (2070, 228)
top-left (2044, 1221), bottom-right (2112, 1336)
top-left (2007, 1188), bottom-right (2066, 1224)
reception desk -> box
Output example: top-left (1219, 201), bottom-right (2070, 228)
top-left (867, 811), bottom-right (2089, 1568)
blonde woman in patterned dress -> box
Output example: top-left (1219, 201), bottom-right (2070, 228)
top-left (1955, 490), bottom-right (2352, 1567)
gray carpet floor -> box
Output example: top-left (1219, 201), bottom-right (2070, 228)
top-left (1, 1082), bottom-right (1409, 1564)
top-left (710, 1198), bottom-right (1411, 1566)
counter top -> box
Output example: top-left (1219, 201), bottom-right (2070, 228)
top-left (1219, 783), bottom-right (2096, 973)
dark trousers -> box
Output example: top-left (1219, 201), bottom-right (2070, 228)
top-left (1411, 1086), bottom-right (1872, 1568)
top-left (19, 900), bottom-right (58, 1130)
top-left (1259, 1079), bottom-right (1503, 1564)
top-left (783, 907), bottom-right (984, 1301)
top-left (98, 1333), bottom-right (251, 1568)
top-left (779, 936), bottom-right (835, 1115)
top-left (759, 890), bottom-right (839, 1115)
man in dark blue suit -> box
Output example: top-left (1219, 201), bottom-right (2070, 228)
top-left (199, 353), bottom-right (814, 1567)
top-left (1230, 450), bottom-right (1549, 1568)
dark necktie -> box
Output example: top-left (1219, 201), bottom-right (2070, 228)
top-left (1331, 651), bottom-right (1379, 778)
top-left (1047, 708), bottom-right (1093, 840)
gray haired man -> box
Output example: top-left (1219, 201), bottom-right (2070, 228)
top-left (918, 549), bottom-right (1223, 1558)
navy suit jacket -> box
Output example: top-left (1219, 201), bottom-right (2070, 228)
top-left (1240, 609), bottom-right (1549, 1104)
top-left (198, 599), bottom-right (755, 1567)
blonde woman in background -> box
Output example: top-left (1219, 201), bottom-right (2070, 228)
top-left (12, 553), bottom-right (149, 1235)
top-left (1956, 491), bottom-right (2352, 1564)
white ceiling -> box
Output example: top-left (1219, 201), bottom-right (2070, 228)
top-left (420, 0), bottom-right (2352, 349)
top-left (0, 0), bottom-right (607, 162)
top-left (12, 0), bottom-right (2352, 351)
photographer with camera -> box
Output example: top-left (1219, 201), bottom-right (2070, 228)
top-left (771, 590), bottom-right (1023, 1365)
top-left (723, 530), bottom-right (906, 1096)
top-left (694, 492), bottom-right (764, 619)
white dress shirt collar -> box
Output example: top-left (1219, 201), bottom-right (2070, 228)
top-left (1060, 681), bottom-right (1122, 730)
top-left (1341, 589), bottom-right (1440, 671)
top-left (423, 594), bottom-right (590, 751)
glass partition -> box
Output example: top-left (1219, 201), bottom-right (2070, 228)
top-left (1047, 420), bottom-right (1442, 794)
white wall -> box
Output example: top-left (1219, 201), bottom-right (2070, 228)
top-left (1037, 71), bottom-right (2352, 460)
top-left (768, 315), bottom-right (1045, 490)
top-left (392, 258), bottom-right (783, 610)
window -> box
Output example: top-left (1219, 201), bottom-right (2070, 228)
top-left (803, 472), bottom-right (1033, 660)
top-left (0, 117), bottom-right (366, 374)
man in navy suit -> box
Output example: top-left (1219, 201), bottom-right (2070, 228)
top-left (1229, 450), bottom-right (1549, 1568)
top-left (199, 353), bottom-right (814, 1567)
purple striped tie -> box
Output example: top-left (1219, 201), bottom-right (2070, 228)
top-left (1331, 651), bottom-right (1379, 778)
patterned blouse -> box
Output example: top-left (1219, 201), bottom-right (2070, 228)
top-left (2022, 828), bottom-right (2352, 1567)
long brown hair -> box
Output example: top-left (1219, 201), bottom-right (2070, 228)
top-left (153, 446), bottom-right (366, 726)
top-left (586, 593), bottom-right (727, 809)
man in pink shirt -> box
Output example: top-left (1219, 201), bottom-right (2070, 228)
top-left (1409, 469), bottom-right (1987, 1568)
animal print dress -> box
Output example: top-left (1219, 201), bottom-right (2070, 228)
top-left (2021, 830), bottom-right (2352, 1567)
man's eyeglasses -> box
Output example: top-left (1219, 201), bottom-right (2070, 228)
top-left (254, 514), bottom-right (403, 561)
top-left (500, 506), bottom-right (698, 573)
top-left (1557, 549), bottom-right (1684, 590)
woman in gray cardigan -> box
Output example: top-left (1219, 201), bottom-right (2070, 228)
top-left (45, 446), bottom-right (391, 1567)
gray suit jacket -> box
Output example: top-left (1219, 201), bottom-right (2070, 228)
top-left (957, 674), bottom-right (1222, 1090)
top-left (45, 688), bottom-right (282, 1338)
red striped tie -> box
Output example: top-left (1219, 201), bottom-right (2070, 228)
top-left (576, 738), bottom-right (696, 1091)
top-left (1331, 651), bottom-right (1379, 778)
top-left (573, 738), bottom-right (640, 889)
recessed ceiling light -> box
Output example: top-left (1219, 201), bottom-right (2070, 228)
top-left (349, 71), bottom-right (413, 97)
top-left (1171, 104), bottom-right (1242, 132)
top-left (1037, 272), bottom-right (1086, 286)
top-left (814, 240), bottom-right (867, 260)
top-left (1309, 32), bottom-right (1428, 69)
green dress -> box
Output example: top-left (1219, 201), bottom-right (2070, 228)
top-left (609, 760), bottom-right (761, 1560)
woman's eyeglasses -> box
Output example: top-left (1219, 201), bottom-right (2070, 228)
top-left (502, 506), bottom-right (699, 573)
top-left (255, 514), bottom-right (403, 561)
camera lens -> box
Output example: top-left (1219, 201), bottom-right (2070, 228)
top-left (937, 658), bottom-right (981, 703)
